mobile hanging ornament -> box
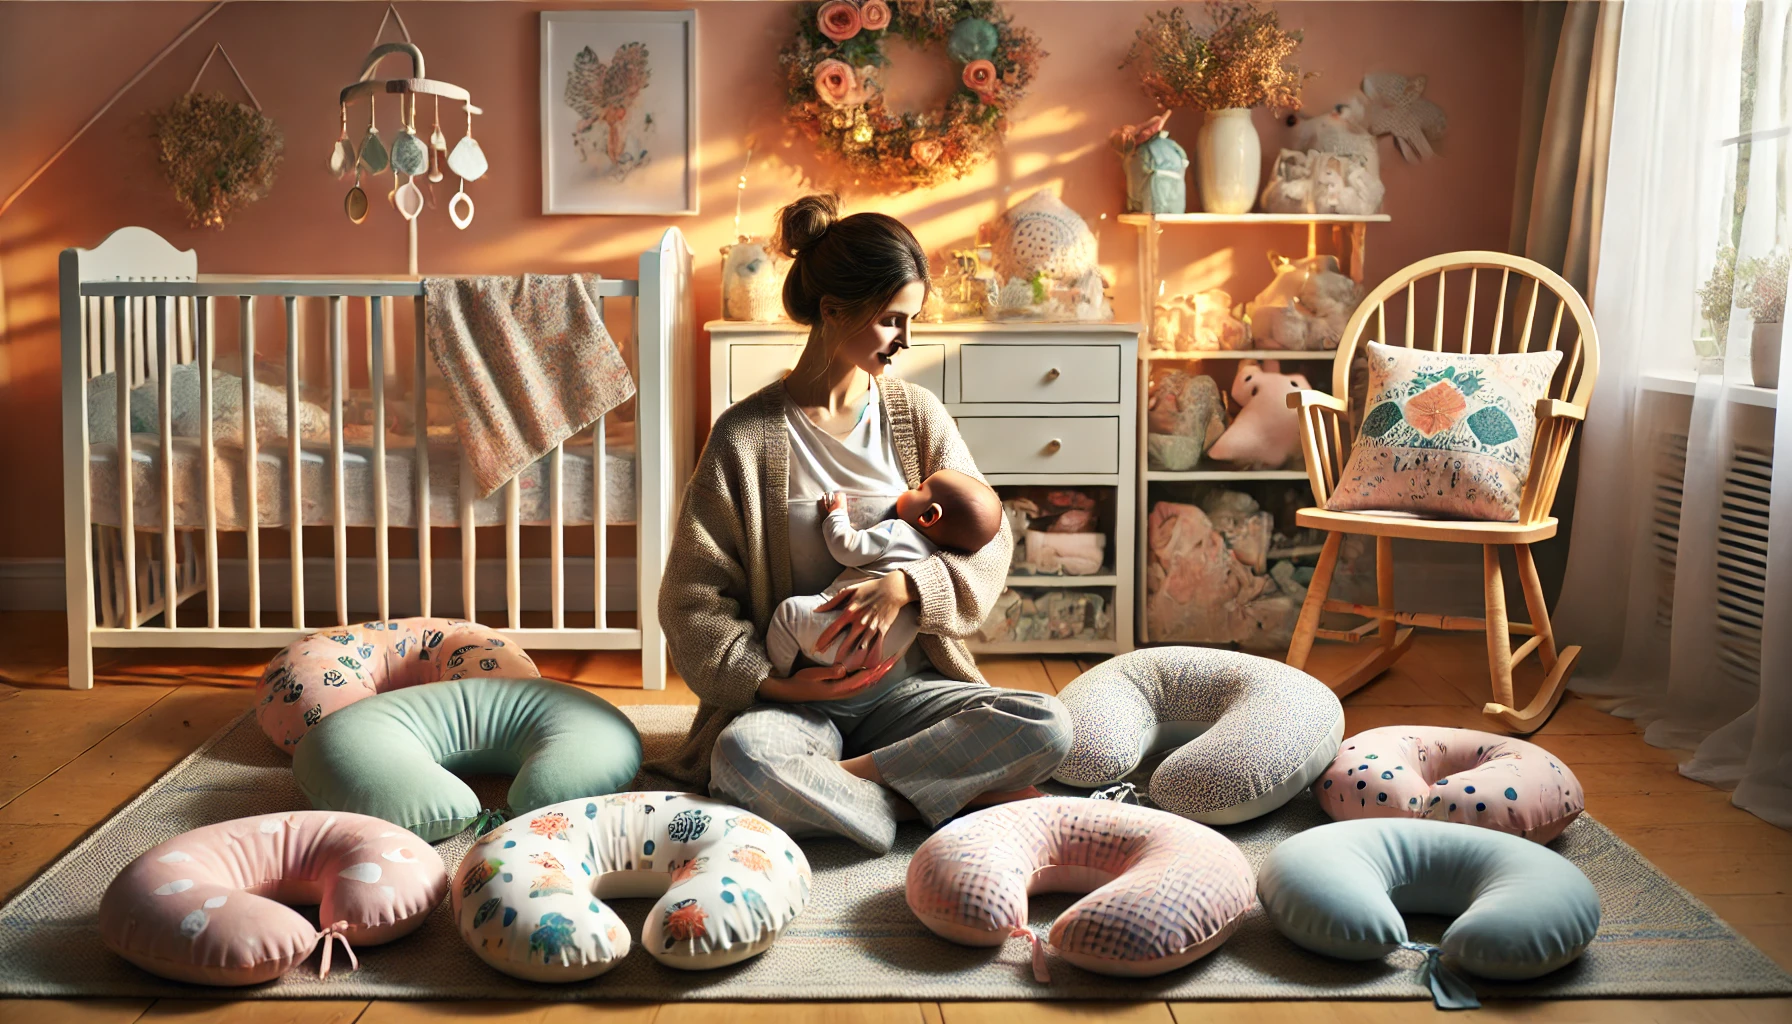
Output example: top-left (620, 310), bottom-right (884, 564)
top-left (336, 40), bottom-right (485, 229)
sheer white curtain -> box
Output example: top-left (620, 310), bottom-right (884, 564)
top-left (1557, 0), bottom-right (1792, 828)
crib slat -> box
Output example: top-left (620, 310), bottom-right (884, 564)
top-left (286, 296), bottom-right (304, 630)
top-left (371, 297), bottom-right (389, 620)
top-left (550, 442), bottom-right (564, 629)
top-left (157, 296), bottom-right (176, 630)
top-left (241, 296), bottom-right (260, 628)
top-left (506, 478), bottom-right (521, 630)
top-left (460, 451), bottom-right (476, 622)
top-left (329, 296), bottom-right (347, 626)
top-left (594, 414), bottom-right (607, 628)
top-left (115, 296), bottom-right (137, 628)
top-left (201, 296), bottom-right (219, 627)
top-left (414, 295), bottom-right (431, 617)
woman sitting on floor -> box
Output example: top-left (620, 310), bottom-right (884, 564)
top-left (646, 194), bottom-right (1072, 853)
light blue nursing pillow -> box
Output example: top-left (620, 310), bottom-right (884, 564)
top-left (1258, 818), bottom-right (1601, 1007)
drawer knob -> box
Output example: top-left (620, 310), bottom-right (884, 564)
top-left (1045, 367), bottom-right (1062, 381)
top-left (1045, 438), bottom-right (1063, 454)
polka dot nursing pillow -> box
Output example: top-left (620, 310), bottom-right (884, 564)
top-left (99, 811), bottom-right (445, 986)
top-left (907, 798), bottom-right (1255, 979)
top-left (256, 617), bottom-right (538, 751)
top-left (1052, 648), bottom-right (1344, 823)
top-left (1315, 726), bottom-right (1585, 842)
top-left (452, 793), bottom-right (811, 981)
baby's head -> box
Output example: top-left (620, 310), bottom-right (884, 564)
top-left (896, 469), bottom-right (1003, 553)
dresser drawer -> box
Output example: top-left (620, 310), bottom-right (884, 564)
top-left (959, 344), bottom-right (1121, 404)
top-left (956, 416), bottom-right (1119, 475)
top-left (726, 342), bottom-right (946, 402)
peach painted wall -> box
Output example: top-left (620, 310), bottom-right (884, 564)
top-left (0, 1), bottom-right (1523, 559)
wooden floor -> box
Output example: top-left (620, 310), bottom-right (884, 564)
top-left (1, 612), bottom-right (1787, 1023)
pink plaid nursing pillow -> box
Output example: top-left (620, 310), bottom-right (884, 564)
top-left (907, 798), bottom-right (1255, 979)
top-left (1315, 726), bottom-right (1585, 842)
top-left (256, 617), bottom-right (539, 751)
top-left (99, 811), bottom-right (446, 986)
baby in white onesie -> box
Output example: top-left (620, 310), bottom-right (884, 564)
top-left (767, 468), bottom-right (1004, 676)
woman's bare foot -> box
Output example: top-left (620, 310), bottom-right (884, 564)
top-left (964, 785), bottom-right (1043, 808)
top-left (838, 754), bottom-right (921, 820)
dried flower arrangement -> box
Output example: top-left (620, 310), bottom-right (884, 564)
top-left (1696, 243), bottom-right (1737, 355)
top-left (153, 92), bottom-right (284, 228)
top-left (1123, 3), bottom-right (1311, 114)
top-left (780, 0), bottom-right (1044, 192)
top-left (1737, 249), bottom-right (1790, 323)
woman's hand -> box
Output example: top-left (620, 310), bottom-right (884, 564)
top-left (815, 570), bottom-right (916, 667)
top-left (759, 657), bottom-right (901, 703)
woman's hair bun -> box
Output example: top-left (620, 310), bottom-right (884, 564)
top-left (774, 192), bottom-right (841, 259)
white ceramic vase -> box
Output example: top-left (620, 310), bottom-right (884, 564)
top-left (1194, 108), bottom-right (1261, 215)
top-left (1752, 320), bottom-right (1782, 388)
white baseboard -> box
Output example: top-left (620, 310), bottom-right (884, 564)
top-left (0, 556), bottom-right (638, 615)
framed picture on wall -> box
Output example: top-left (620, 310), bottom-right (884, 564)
top-left (540, 9), bottom-right (698, 215)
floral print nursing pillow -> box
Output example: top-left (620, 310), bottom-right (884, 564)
top-left (1327, 342), bottom-right (1563, 521)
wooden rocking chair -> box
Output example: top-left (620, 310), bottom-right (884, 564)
top-left (1284, 251), bottom-right (1599, 734)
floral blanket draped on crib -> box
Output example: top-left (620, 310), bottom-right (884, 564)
top-left (423, 275), bottom-right (636, 498)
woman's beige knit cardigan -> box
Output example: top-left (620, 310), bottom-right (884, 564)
top-left (645, 374), bottom-right (1012, 788)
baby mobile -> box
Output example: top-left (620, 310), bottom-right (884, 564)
top-left (332, 35), bottom-right (487, 231)
top-left (779, 0), bottom-right (1044, 193)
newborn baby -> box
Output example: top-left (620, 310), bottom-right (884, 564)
top-left (768, 469), bottom-right (1003, 676)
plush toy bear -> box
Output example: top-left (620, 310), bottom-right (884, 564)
top-left (1206, 360), bottom-right (1310, 470)
top-left (1261, 94), bottom-right (1385, 216)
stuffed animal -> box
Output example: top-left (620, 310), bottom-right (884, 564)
top-left (1262, 94), bottom-right (1385, 215)
top-left (1363, 73), bottom-right (1447, 163)
top-left (1246, 252), bottom-right (1362, 350)
top-left (1205, 361), bottom-right (1310, 470)
top-left (721, 237), bottom-right (787, 321)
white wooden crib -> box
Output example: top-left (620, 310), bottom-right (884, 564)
top-left (58, 227), bottom-right (694, 689)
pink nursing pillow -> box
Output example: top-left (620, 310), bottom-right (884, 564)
top-left (99, 811), bottom-right (446, 986)
top-left (907, 798), bottom-right (1255, 979)
top-left (1315, 726), bottom-right (1585, 843)
top-left (256, 617), bottom-right (539, 750)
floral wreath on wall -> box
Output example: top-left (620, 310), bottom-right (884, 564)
top-left (779, 0), bottom-right (1044, 193)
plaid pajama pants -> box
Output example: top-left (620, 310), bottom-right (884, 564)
top-left (708, 672), bottom-right (1074, 854)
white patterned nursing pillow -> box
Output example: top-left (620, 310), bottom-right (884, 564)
top-left (451, 792), bottom-right (810, 982)
top-left (1052, 648), bottom-right (1344, 823)
top-left (907, 798), bottom-right (1255, 979)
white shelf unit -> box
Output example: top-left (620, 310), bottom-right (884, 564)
top-left (707, 320), bottom-right (1140, 657)
top-left (1126, 212), bottom-right (1386, 644)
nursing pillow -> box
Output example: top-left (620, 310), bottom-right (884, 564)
top-left (1258, 819), bottom-right (1600, 1007)
top-left (99, 811), bottom-right (445, 986)
top-left (257, 617), bottom-right (539, 751)
top-left (1316, 726), bottom-right (1585, 842)
top-left (907, 798), bottom-right (1255, 979)
top-left (1052, 648), bottom-right (1344, 823)
top-left (292, 677), bottom-right (642, 842)
top-left (452, 792), bottom-right (811, 981)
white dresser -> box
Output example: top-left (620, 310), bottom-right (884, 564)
top-left (707, 320), bottom-right (1139, 656)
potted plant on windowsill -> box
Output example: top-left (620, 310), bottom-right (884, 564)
top-left (1122, 3), bottom-right (1311, 215)
top-left (1737, 249), bottom-right (1787, 389)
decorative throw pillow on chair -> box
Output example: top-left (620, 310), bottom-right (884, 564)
top-left (1326, 342), bottom-right (1562, 521)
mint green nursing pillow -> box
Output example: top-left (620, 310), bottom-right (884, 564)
top-left (292, 677), bottom-right (643, 842)
top-left (1258, 818), bottom-right (1599, 1000)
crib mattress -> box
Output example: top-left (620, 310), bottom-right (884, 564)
top-left (89, 435), bottom-right (638, 531)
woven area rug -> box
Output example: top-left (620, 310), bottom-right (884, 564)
top-left (2, 705), bottom-right (1788, 1002)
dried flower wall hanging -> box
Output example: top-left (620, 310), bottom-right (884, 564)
top-left (153, 44), bottom-right (283, 229)
top-left (780, 0), bottom-right (1045, 193)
